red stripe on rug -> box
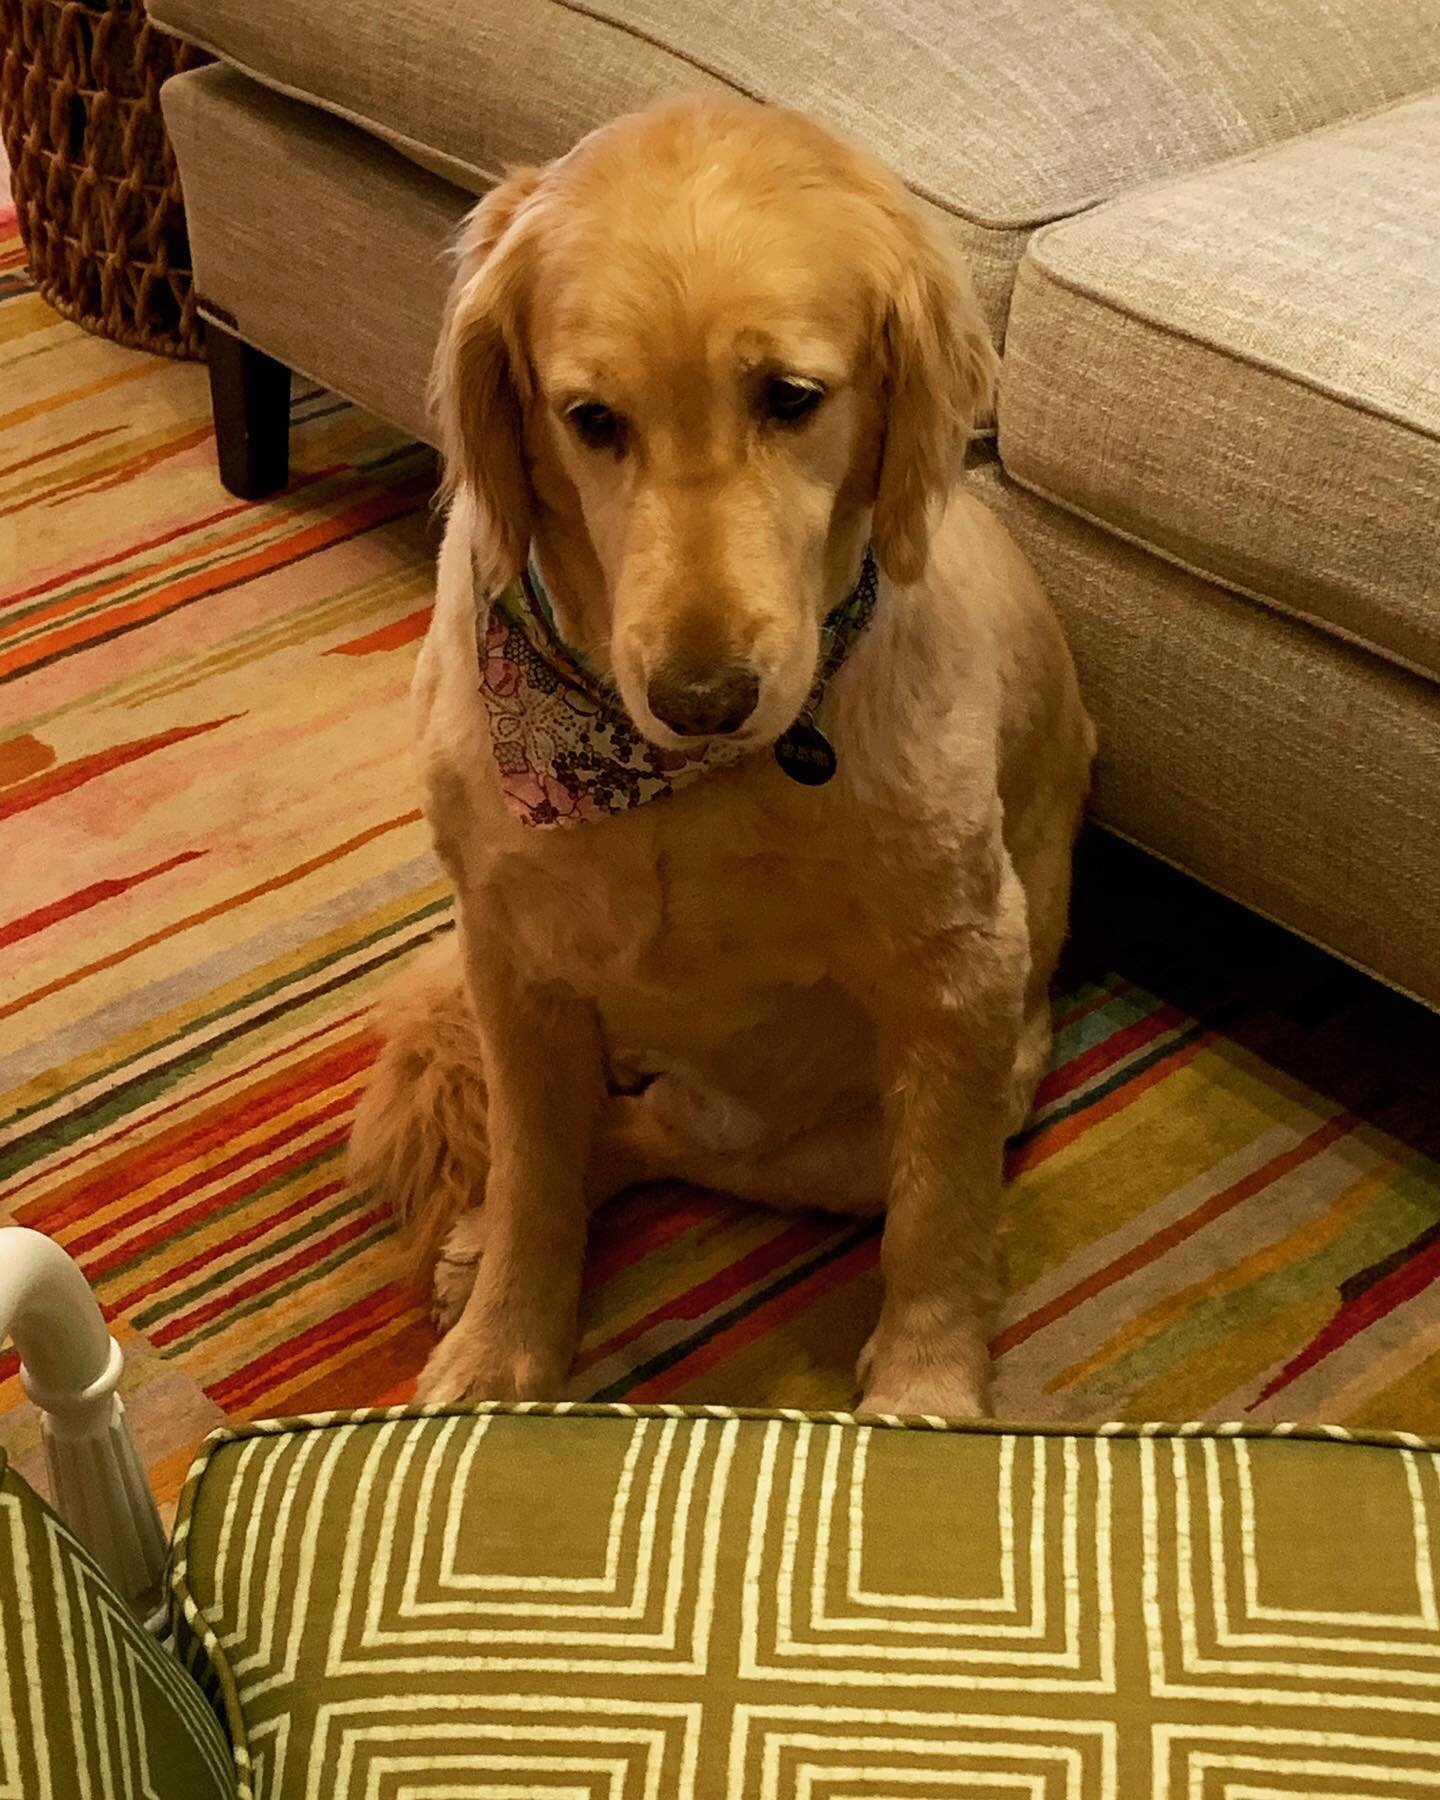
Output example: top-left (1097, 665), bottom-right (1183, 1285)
top-left (1051, 980), bottom-right (1133, 1032)
top-left (993, 1112), bottom-right (1358, 1357)
top-left (86, 1114), bottom-right (353, 1293)
top-left (1249, 1233), bottom-right (1440, 1408)
top-left (1032, 1004), bottom-right (1185, 1109)
top-left (208, 1280), bottom-right (414, 1411)
top-left (3, 1009), bottom-right (368, 1202)
top-left (0, 811), bottom-right (422, 1027)
top-left (150, 1191), bottom-right (384, 1349)
top-left (1007, 1030), bottom-right (1214, 1178)
top-left (24, 1034), bottom-right (375, 1233)
top-left (0, 715), bottom-right (241, 822)
top-left (0, 487), bottom-right (424, 677)
top-left (573, 1215), bottom-right (838, 1375)
top-left (0, 850), bottom-right (206, 949)
top-left (264, 1311), bottom-right (432, 1416)
top-left (67, 1095), bottom-right (355, 1265)
top-left (586, 1190), bottom-right (727, 1288)
top-left (627, 1232), bottom-right (877, 1402)
top-left (326, 606), bottom-right (432, 657)
top-left (75, 1098), bottom-right (354, 1272)
top-left (101, 1129), bottom-right (354, 1314)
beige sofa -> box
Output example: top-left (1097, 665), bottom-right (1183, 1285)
top-left (151, 0), bottom-right (1440, 1007)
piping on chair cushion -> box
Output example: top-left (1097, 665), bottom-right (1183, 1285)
top-left (169, 1403), bottom-right (1440, 1799)
top-left (0, 1454), bottom-right (233, 1799)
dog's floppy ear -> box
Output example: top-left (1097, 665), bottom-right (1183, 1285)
top-left (433, 167), bottom-right (544, 592)
top-left (871, 223), bottom-right (998, 586)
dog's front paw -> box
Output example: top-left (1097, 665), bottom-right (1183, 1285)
top-left (857, 1321), bottom-right (990, 1421)
top-left (416, 1323), bottom-right (572, 1405)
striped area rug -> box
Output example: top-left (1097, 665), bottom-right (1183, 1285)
top-left (4, 213), bottom-right (1440, 1509)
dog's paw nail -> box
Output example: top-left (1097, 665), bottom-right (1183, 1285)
top-left (430, 1253), bottom-right (481, 1332)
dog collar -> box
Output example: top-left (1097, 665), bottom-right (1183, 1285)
top-left (477, 550), bottom-right (878, 829)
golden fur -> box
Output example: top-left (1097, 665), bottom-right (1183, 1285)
top-left (347, 96), bottom-right (1094, 1415)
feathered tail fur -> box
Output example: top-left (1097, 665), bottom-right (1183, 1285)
top-left (345, 936), bottom-right (490, 1278)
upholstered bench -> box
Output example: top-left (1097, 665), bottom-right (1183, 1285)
top-left (6, 1398), bottom-right (1440, 1797)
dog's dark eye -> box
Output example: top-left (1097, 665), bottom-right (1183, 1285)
top-left (765, 377), bottom-right (825, 425)
top-left (567, 402), bottom-right (624, 452)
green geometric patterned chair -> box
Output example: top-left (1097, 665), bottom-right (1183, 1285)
top-left (0, 1456), bottom-right (233, 1796)
top-left (6, 1226), bottom-right (1440, 1799)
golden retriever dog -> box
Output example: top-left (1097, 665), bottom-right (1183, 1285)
top-left (348, 95), bottom-right (1094, 1416)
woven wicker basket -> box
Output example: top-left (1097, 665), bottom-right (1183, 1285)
top-left (0, 0), bottom-right (209, 358)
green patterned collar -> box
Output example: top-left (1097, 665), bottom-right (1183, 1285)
top-left (478, 551), bottom-right (878, 828)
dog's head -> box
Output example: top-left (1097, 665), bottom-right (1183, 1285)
top-left (436, 97), bottom-right (996, 750)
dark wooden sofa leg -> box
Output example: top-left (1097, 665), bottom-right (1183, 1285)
top-left (205, 321), bottom-right (291, 500)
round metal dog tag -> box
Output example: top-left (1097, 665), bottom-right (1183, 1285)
top-left (774, 721), bottom-right (837, 786)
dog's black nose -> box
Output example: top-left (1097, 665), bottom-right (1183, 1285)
top-left (646, 665), bottom-right (759, 737)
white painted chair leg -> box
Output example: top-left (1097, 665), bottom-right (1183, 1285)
top-left (0, 1226), bottom-right (167, 1608)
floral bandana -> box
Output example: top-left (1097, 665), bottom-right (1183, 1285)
top-left (478, 551), bottom-right (879, 828)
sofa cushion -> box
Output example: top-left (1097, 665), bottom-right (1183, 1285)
top-left (0, 1457), bottom-right (233, 1800)
top-left (999, 93), bottom-right (1440, 684)
top-left (171, 1402), bottom-right (1440, 1800)
top-left (971, 457), bottom-right (1440, 1009)
top-left (147, 0), bottom-right (1440, 339)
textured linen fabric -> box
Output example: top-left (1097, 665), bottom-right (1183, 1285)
top-left (161, 65), bottom-right (465, 447)
top-left (171, 1403), bottom-right (1440, 1800)
top-left (148, 0), bottom-right (1440, 340)
top-left (0, 1460), bottom-right (233, 1799)
top-left (1000, 94), bottom-right (1440, 683)
top-left (971, 460), bottom-right (1440, 1010)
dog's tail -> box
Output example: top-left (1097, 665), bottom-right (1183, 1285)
top-left (346, 934), bottom-right (489, 1278)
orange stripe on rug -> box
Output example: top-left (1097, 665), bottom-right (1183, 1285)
top-left (326, 606), bottom-right (433, 657)
top-left (0, 811), bottom-right (420, 1025)
top-left (0, 733), bottom-right (56, 785)
top-left (26, 1034), bottom-right (375, 1234)
top-left (0, 358), bottom-right (153, 435)
top-left (3, 490), bottom-right (283, 612)
top-left (0, 424), bottom-right (215, 522)
top-left (0, 715), bottom-right (240, 822)
top-left (1008, 1029), bottom-right (1214, 1176)
top-left (2, 1007), bottom-right (366, 1202)
top-left (993, 1111), bottom-right (1359, 1357)
top-left (0, 425), bottom-right (122, 482)
top-left (0, 488), bottom-right (421, 677)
